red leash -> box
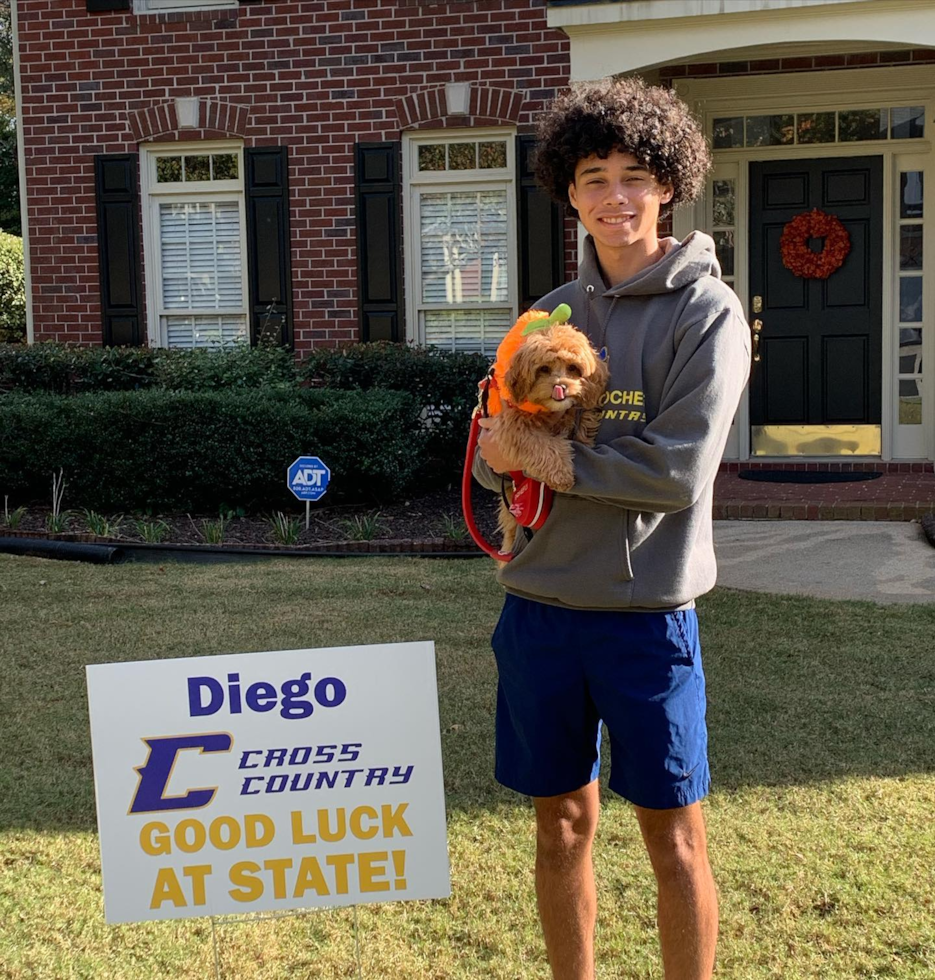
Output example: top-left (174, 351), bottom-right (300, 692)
top-left (461, 377), bottom-right (554, 561)
top-left (462, 400), bottom-right (512, 561)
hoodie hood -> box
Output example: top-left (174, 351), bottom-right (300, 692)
top-left (579, 231), bottom-right (722, 298)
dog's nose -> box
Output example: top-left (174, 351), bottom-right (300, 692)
top-left (552, 384), bottom-right (567, 401)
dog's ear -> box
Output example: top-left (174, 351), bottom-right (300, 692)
top-left (504, 336), bottom-right (543, 405)
top-left (578, 347), bottom-right (610, 409)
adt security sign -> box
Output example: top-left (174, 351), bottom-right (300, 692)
top-left (288, 456), bottom-right (330, 502)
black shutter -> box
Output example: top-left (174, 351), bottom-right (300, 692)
top-left (86, 0), bottom-right (130, 11)
top-left (517, 135), bottom-right (565, 309)
top-left (245, 147), bottom-right (294, 348)
top-left (355, 142), bottom-right (403, 342)
top-left (94, 154), bottom-right (143, 346)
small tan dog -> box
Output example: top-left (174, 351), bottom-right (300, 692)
top-left (485, 317), bottom-right (608, 553)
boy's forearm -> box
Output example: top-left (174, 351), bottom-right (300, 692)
top-left (559, 309), bottom-right (750, 512)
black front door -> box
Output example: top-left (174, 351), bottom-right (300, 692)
top-left (749, 156), bottom-right (883, 455)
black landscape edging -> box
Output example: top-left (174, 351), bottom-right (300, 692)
top-left (0, 537), bottom-right (124, 564)
top-left (0, 535), bottom-right (487, 564)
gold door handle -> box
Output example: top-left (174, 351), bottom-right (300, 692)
top-left (752, 318), bottom-right (763, 363)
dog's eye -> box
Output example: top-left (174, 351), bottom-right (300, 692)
top-left (567, 364), bottom-right (582, 377)
top-left (537, 365), bottom-right (551, 376)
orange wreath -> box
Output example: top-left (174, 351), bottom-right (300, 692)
top-left (779, 208), bottom-right (851, 279)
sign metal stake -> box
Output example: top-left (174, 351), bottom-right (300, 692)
top-left (306, 499), bottom-right (310, 531)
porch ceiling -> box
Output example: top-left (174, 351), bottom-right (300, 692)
top-left (556, 0), bottom-right (935, 79)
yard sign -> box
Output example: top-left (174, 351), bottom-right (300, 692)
top-left (86, 642), bottom-right (450, 924)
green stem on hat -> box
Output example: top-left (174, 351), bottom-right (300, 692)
top-left (521, 303), bottom-right (572, 336)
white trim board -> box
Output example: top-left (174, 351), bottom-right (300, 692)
top-left (557, 0), bottom-right (935, 78)
top-left (11, 0), bottom-right (33, 344)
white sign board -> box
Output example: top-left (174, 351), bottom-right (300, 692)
top-left (86, 642), bottom-right (450, 924)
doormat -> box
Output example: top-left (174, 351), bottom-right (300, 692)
top-left (738, 470), bottom-right (883, 484)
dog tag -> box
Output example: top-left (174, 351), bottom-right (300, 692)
top-left (599, 346), bottom-right (608, 361)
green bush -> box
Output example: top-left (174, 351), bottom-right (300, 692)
top-left (0, 341), bottom-right (297, 394)
top-left (0, 389), bottom-right (425, 512)
top-left (301, 342), bottom-right (489, 479)
top-left (0, 232), bottom-right (25, 344)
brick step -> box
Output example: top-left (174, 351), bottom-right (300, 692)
top-left (719, 461), bottom-right (934, 473)
top-left (714, 470), bottom-right (935, 520)
top-left (714, 501), bottom-right (934, 520)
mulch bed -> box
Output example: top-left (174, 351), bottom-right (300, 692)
top-left (1, 486), bottom-right (503, 553)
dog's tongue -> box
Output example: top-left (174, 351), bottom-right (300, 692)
top-left (552, 384), bottom-right (567, 401)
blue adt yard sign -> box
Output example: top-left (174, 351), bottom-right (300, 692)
top-left (288, 456), bottom-right (330, 502)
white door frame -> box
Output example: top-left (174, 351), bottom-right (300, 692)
top-left (673, 65), bottom-right (935, 461)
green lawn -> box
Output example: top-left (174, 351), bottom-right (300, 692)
top-left (1, 554), bottom-right (935, 979)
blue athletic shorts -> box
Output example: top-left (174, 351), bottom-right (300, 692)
top-left (491, 593), bottom-right (710, 809)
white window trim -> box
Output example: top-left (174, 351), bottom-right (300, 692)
top-left (134, 0), bottom-right (238, 13)
top-left (403, 129), bottom-right (517, 351)
top-left (892, 151), bottom-right (928, 460)
top-left (674, 66), bottom-right (935, 461)
top-left (140, 141), bottom-right (249, 349)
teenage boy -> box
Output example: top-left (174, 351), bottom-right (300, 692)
top-left (474, 78), bottom-right (751, 980)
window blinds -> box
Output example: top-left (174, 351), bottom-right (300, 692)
top-left (158, 201), bottom-right (246, 347)
top-left (419, 190), bottom-right (509, 304)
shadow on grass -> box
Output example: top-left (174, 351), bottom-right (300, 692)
top-left (1, 554), bottom-right (933, 832)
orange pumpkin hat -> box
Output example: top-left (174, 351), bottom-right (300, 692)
top-left (485, 303), bottom-right (573, 415)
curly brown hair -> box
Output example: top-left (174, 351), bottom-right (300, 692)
top-left (534, 77), bottom-right (711, 218)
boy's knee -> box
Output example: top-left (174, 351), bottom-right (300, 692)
top-left (534, 790), bottom-right (599, 862)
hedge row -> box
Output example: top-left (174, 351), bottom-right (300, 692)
top-left (302, 341), bottom-right (488, 475)
top-left (0, 342), bottom-right (298, 394)
top-left (0, 340), bottom-right (489, 482)
top-left (0, 389), bottom-right (425, 512)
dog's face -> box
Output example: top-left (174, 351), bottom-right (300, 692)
top-left (505, 322), bottom-right (609, 412)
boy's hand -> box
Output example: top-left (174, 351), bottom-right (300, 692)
top-left (477, 418), bottom-right (523, 474)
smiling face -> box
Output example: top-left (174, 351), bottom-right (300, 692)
top-left (567, 149), bottom-right (673, 254)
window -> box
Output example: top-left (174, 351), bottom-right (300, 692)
top-left (135, 0), bottom-right (237, 12)
top-left (142, 144), bottom-right (248, 349)
top-left (712, 105), bottom-right (925, 149)
top-left (897, 169), bottom-right (924, 427)
top-left (406, 133), bottom-right (516, 356)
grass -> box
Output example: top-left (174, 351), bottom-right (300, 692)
top-left (199, 517), bottom-right (226, 545)
top-left (133, 518), bottom-right (170, 544)
top-left (341, 512), bottom-right (384, 542)
top-left (436, 513), bottom-right (470, 543)
top-left (267, 511), bottom-right (303, 546)
top-left (1, 555), bottom-right (934, 978)
top-left (82, 510), bottom-right (125, 539)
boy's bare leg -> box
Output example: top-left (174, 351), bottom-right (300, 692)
top-left (634, 801), bottom-right (718, 980)
top-left (533, 780), bottom-right (601, 980)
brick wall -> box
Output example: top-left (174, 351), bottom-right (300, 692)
top-left (17, 0), bottom-right (572, 351)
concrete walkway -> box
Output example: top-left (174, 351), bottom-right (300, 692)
top-left (713, 521), bottom-right (935, 604)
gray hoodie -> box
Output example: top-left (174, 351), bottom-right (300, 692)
top-left (474, 231), bottom-right (751, 611)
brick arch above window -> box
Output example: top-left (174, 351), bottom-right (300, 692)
top-left (128, 100), bottom-right (250, 142)
top-left (397, 86), bottom-right (524, 130)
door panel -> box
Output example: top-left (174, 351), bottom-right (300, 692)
top-left (749, 156), bottom-right (883, 455)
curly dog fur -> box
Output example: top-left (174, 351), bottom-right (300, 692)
top-left (487, 321), bottom-right (609, 554)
